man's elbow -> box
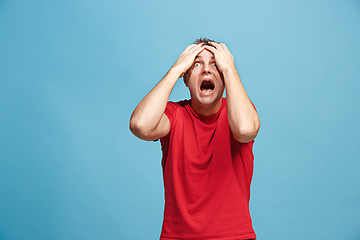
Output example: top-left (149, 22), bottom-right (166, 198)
top-left (233, 122), bottom-right (260, 143)
top-left (129, 118), bottom-right (152, 141)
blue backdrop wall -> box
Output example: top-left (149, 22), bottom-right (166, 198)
top-left (1, 0), bottom-right (360, 239)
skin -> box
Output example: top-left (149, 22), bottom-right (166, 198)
top-left (184, 48), bottom-right (225, 116)
top-left (129, 42), bottom-right (260, 143)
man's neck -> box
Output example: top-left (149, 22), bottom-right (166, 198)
top-left (190, 98), bottom-right (223, 116)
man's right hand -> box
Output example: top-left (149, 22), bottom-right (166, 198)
top-left (171, 44), bottom-right (206, 78)
top-left (130, 43), bottom-right (205, 141)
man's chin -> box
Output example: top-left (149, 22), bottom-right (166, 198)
top-left (195, 95), bottom-right (221, 105)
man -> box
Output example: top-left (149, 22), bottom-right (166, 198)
top-left (130, 38), bottom-right (260, 240)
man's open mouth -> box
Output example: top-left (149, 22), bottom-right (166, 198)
top-left (200, 80), bottom-right (215, 93)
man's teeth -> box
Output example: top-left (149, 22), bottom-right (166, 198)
top-left (201, 89), bottom-right (213, 92)
top-left (200, 80), bottom-right (215, 90)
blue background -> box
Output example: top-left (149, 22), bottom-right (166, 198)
top-left (1, 0), bottom-right (360, 239)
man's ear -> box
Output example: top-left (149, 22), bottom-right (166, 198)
top-left (183, 72), bottom-right (189, 87)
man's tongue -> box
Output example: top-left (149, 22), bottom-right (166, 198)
top-left (200, 80), bottom-right (214, 93)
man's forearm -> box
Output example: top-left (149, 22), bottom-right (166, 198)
top-left (224, 68), bottom-right (260, 143)
top-left (129, 67), bottom-right (180, 137)
top-left (130, 43), bottom-right (205, 140)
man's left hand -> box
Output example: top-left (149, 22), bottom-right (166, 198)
top-left (204, 42), bottom-right (236, 74)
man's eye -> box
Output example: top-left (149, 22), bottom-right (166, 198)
top-left (211, 63), bottom-right (216, 66)
top-left (194, 63), bottom-right (201, 67)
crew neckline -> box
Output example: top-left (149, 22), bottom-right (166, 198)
top-left (186, 98), bottom-right (226, 123)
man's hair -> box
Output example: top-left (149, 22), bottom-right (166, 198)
top-left (183, 38), bottom-right (219, 83)
top-left (193, 37), bottom-right (219, 46)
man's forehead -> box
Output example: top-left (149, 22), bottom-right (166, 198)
top-left (195, 54), bottom-right (214, 59)
top-left (195, 49), bottom-right (214, 59)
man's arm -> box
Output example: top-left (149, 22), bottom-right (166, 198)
top-left (204, 43), bottom-right (260, 143)
top-left (129, 44), bottom-right (206, 141)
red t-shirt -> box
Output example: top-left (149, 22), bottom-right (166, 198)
top-left (159, 98), bottom-right (256, 240)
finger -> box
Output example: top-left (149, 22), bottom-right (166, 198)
top-left (191, 43), bottom-right (205, 50)
top-left (182, 44), bottom-right (200, 54)
top-left (189, 45), bottom-right (206, 55)
top-left (220, 43), bottom-right (227, 49)
top-left (216, 42), bottom-right (231, 54)
top-left (210, 42), bottom-right (226, 52)
top-left (203, 45), bottom-right (217, 54)
top-left (209, 41), bottom-right (221, 48)
top-left (220, 43), bottom-right (231, 53)
top-left (182, 45), bottom-right (195, 54)
top-left (183, 44), bottom-right (202, 56)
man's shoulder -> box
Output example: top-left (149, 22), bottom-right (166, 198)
top-left (164, 99), bottom-right (190, 119)
top-left (168, 99), bottom-right (190, 108)
top-left (172, 99), bottom-right (190, 105)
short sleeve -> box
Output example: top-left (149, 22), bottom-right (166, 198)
top-left (158, 101), bottom-right (180, 143)
top-left (250, 101), bottom-right (257, 112)
top-left (164, 101), bottom-right (179, 126)
top-left (159, 101), bottom-right (180, 162)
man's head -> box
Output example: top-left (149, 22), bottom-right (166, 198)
top-left (183, 38), bottom-right (225, 112)
top-left (183, 38), bottom-right (219, 83)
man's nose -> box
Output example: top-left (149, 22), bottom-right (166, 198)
top-left (202, 63), bottom-right (211, 74)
